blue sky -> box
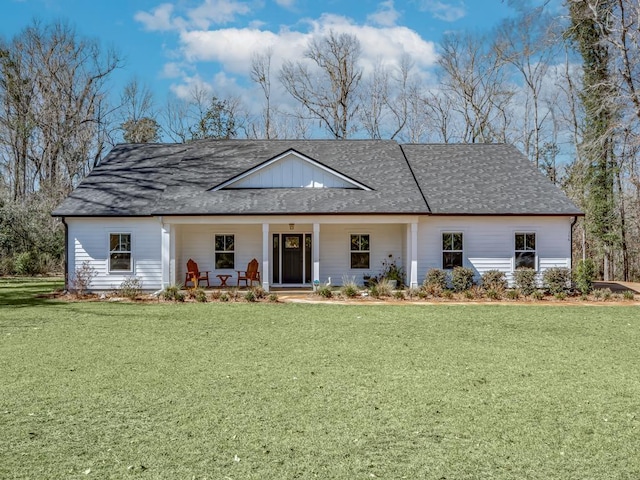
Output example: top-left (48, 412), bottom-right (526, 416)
top-left (2, 0), bottom-right (560, 115)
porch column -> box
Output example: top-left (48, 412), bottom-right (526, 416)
top-left (262, 223), bottom-right (270, 292)
top-left (169, 223), bottom-right (176, 286)
top-left (313, 223), bottom-right (320, 284)
top-left (406, 222), bottom-right (418, 288)
top-left (161, 222), bottom-right (171, 289)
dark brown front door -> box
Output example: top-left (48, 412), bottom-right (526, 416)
top-left (282, 234), bottom-right (303, 283)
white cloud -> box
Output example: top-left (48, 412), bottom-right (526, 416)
top-left (134, 3), bottom-right (182, 31)
top-left (275, 0), bottom-right (296, 8)
top-left (418, 0), bottom-right (466, 22)
top-left (135, 0), bottom-right (253, 31)
top-left (367, 0), bottom-right (401, 27)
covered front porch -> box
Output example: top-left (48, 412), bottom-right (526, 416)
top-left (159, 215), bottom-right (420, 291)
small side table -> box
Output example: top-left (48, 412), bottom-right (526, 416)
top-left (216, 274), bottom-right (232, 287)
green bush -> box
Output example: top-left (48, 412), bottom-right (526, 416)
top-left (251, 286), bottom-right (266, 299)
top-left (340, 275), bottom-right (360, 298)
top-left (441, 289), bottom-right (454, 299)
top-left (481, 270), bottom-right (507, 291)
top-left (574, 258), bottom-right (596, 294)
top-left (514, 268), bottom-right (537, 295)
top-left (219, 292), bottom-right (230, 302)
top-left (506, 289), bottom-right (520, 300)
top-left (530, 290), bottom-right (544, 300)
top-left (485, 288), bottom-right (501, 300)
top-left (244, 290), bottom-right (256, 302)
top-left (393, 290), bottom-right (405, 300)
top-left (268, 293), bottom-right (279, 303)
top-left (424, 268), bottom-right (447, 290)
top-left (162, 285), bottom-right (185, 302)
top-left (554, 291), bottom-right (567, 300)
top-left (119, 276), bottom-right (143, 299)
top-left (622, 290), bottom-right (635, 301)
top-left (374, 279), bottom-right (393, 297)
top-left (422, 282), bottom-right (442, 297)
top-left (14, 251), bottom-right (37, 275)
top-left (193, 288), bottom-right (208, 303)
top-left (542, 267), bottom-right (571, 294)
top-left (451, 266), bottom-right (475, 292)
top-left (316, 285), bottom-right (333, 298)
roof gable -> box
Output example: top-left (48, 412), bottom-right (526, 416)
top-left (210, 149), bottom-right (372, 191)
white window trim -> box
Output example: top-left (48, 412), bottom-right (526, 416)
top-left (108, 232), bottom-right (133, 274)
top-left (349, 233), bottom-right (371, 270)
top-left (441, 231), bottom-right (465, 270)
top-left (214, 233), bottom-right (235, 270)
top-left (513, 231), bottom-right (538, 272)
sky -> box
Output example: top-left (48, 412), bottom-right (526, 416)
top-left (2, 0), bottom-right (562, 127)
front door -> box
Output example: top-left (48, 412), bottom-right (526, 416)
top-left (282, 234), bottom-right (303, 283)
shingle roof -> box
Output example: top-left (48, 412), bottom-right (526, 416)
top-left (401, 143), bottom-right (582, 215)
top-left (52, 139), bottom-right (582, 217)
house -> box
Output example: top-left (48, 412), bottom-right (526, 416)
top-left (52, 139), bottom-right (583, 292)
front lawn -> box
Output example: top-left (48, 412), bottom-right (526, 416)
top-left (1, 279), bottom-right (639, 479)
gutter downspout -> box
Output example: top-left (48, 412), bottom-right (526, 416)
top-left (61, 217), bottom-right (69, 292)
top-left (570, 216), bottom-right (578, 269)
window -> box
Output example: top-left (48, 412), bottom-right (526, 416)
top-left (215, 234), bottom-right (235, 269)
top-left (442, 232), bottom-right (463, 269)
top-left (350, 234), bottom-right (370, 269)
top-left (515, 233), bottom-right (536, 269)
top-left (109, 233), bottom-right (132, 271)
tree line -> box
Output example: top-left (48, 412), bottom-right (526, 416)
top-left (1, 1), bottom-right (639, 281)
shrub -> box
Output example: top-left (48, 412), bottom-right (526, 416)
top-left (481, 270), bottom-right (507, 291)
top-left (193, 288), bottom-right (207, 303)
top-left (506, 289), bottom-right (520, 300)
top-left (251, 286), bottom-right (266, 299)
top-left (514, 268), bottom-right (537, 295)
top-left (340, 275), bottom-right (360, 298)
top-left (485, 288), bottom-right (501, 300)
top-left (268, 293), bottom-right (279, 303)
top-left (374, 278), bottom-right (393, 297)
top-left (0, 255), bottom-right (15, 275)
top-left (424, 268), bottom-right (447, 290)
top-left (530, 290), bottom-right (544, 300)
top-left (574, 258), bottom-right (596, 294)
top-left (542, 267), bottom-right (571, 294)
top-left (71, 260), bottom-right (97, 295)
top-left (554, 291), bottom-right (567, 300)
top-left (406, 287), bottom-right (421, 299)
top-left (244, 290), bottom-right (256, 302)
top-left (380, 256), bottom-right (405, 286)
top-left (317, 285), bottom-right (333, 298)
top-left (219, 292), bottom-right (230, 302)
top-left (162, 285), bottom-right (185, 302)
top-left (441, 289), bottom-right (454, 299)
top-left (393, 290), bottom-right (405, 300)
top-left (623, 290), bottom-right (635, 301)
top-left (463, 289), bottom-right (476, 299)
top-left (451, 266), bottom-right (475, 292)
top-left (422, 282), bottom-right (442, 297)
top-left (119, 276), bottom-right (143, 299)
top-left (15, 251), bottom-right (37, 275)
top-left (210, 290), bottom-right (221, 300)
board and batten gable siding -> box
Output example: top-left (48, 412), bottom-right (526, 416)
top-left (418, 216), bottom-right (573, 284)
top-left (67, 217), bottom-right (163, 291)
top-left (225, 153), bottom-right (355, 189)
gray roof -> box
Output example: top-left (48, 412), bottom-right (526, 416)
top-left (53, 139), bottom-right (582, 217)
top-left (401, 144), bottom-right (582, 215)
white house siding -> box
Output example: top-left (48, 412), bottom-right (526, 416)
top-left (177, 224), bottom-right (263, 285)
top-left (176, 222), bottom-right (405, 287)
top-left (418, 216), bottom-right (573, 285)
top-left (67, 217), bottom-right (162, 291)
top-left (318, 223), bottom-right (405, 286)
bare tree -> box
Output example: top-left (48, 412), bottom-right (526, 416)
top-left (118, 77), bottom-right (160, 143)
top-left (437, 31), bottom-right (514, 143)
top-left (280, 31), bottom-right (363, 139)
top-left (0, 20), bottom-right (121, 201)
top-left (250, 47), bottom-right (277, 139)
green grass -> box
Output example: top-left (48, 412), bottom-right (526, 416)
top-left (1, 278), bottom-right (639, 479)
